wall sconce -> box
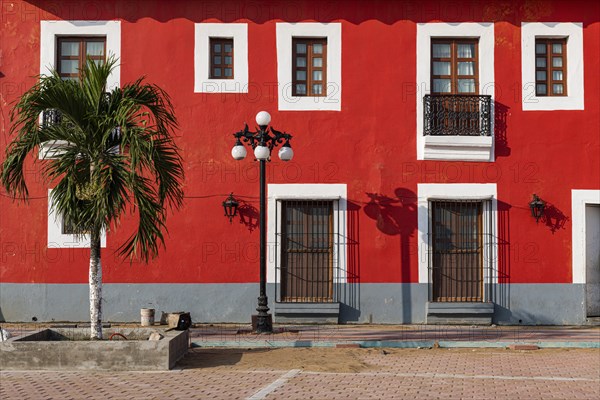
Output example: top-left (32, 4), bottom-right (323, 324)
top-left (222, 193), bottom-right (239, 223)
top-left (529, 194), bottom-right (546, 223)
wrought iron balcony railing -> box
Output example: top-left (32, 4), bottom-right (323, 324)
top-left (423, 94), bottom-right (492, 136)
top-left (42, 109), bottom-right (62, 127)
top-left (42, 109), bottom-right (121, 138)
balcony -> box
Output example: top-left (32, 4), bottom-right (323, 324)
top-left (39, 109), bottom-right (120, 159)
top-left (422, 94), bottom-right (493, 162)
top-left (42, 109), bottom-right (62, 127)
top-left (424, 94), bottom-right (492, 136)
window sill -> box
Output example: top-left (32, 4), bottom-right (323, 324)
top-left (423, 135), bottom-right (493, 162)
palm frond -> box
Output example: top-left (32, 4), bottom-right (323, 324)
top-left (1, 56), bottom-right (184, 262)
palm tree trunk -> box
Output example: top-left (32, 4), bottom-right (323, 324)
top-left (89, 227), bottom-right (103, 340)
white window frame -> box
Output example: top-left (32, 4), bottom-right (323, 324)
top-left (276, 23), bottom-right (342, 111)
top-left (267, 184), bottom-right (347, 284)
top-left (40, 21), bottom-right (120, 160)
top-left (48, 189), bottom-right (106, 248)
top-left (521, 23), bottom-right (584, 111)
top-left (416, 23), bottom-right (495, 162)
top-left (417, 183), bottom-right (498, 301)
top-left (571, 189), bottom-right (600, 284)
top-left (194, 23), bottom-right (248, 93)
top-left (40, 20), bottom-right (121, 89)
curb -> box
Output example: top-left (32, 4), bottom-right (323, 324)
top-left (190, 340), bottom-right (600, 349)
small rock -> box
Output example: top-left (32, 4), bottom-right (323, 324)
top-left (148, 332), bottom-right (164, 341)
top-left (381, 349), bottom-right (389, 355)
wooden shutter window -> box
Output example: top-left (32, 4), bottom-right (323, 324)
top-left (431, 39), bottom-right (479, 95)
top-left (292, 38), bottom-right (327, 97)
top-left (210, 38), bottom-right (234, 79)
top-left (535, 38), bottom-right (567, 96)
top-left (57, 37), bottom-right (106, 81)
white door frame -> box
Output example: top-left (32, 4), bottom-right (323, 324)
top-left (571, 190), bottom-right (600, 283)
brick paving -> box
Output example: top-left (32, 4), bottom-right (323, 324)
top-left (1, 348), bottom-right (599, 399)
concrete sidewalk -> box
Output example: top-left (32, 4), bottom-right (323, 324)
top-left (190, 324), bottom-right (600, 349)
top-left (3, 323), bottom-right (599, 349)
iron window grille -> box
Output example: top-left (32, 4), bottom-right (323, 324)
top-left (275, 199), bottom-right (343, 303)
top-left (427, 199), bottom-right (495, 303)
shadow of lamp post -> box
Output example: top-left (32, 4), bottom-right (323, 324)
top-left (229, 111), bottom-right (294, 333)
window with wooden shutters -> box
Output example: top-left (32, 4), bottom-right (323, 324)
top-left (280, 200), bottom-right (334, 302)
top-left (431, 39), bottom-right (478, 94)
top-left (210, 38), bottom-right (234, 79)
top-left (535, 38), bottom-right (567, 96)
top-left (292, 38), bottom-right (327, 97)
top-left (57, 37), bottom-right (106, 81)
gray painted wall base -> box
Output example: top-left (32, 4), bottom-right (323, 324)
top-left (426, 302), bottom-right (494, 325)
top-left (0, 283), bottom-right (588, 325)
top-left (274, 302), bottom-right (340, 324)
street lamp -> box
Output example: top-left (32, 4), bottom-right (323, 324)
top-left (222, 193), bottom-right (239, 223)
top-left (529, 194), bottom-right (546, 223)
top-left (230, 111), bottom-right (294, 333)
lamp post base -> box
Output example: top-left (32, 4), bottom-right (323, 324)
top-left (252, 314), bottom-right (273, 333)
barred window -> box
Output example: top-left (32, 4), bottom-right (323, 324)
top-left (431, 200), bottom-right (484, 302)
top-left (280, 200), bottom-right (333, 302)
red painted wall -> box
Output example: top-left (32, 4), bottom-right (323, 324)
top-left (1, 0), bottom-right (599, 284)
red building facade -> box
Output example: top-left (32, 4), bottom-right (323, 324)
top-left (1, 0), bottom-right (599, 324)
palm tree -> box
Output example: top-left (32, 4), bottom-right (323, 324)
top-left (1, 57), bottom-right (184, 339)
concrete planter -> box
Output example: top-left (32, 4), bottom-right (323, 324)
top-left (0, 328), bottom-right (189, 371)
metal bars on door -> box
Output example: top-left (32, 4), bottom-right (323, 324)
top-left (275, 200), bottom-right (340, 303)
top-left (428, 199), bottom-right (493, 302)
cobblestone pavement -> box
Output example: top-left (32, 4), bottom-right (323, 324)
top-left (1, 348), bottom-right (599, 399)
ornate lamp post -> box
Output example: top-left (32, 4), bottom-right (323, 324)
top-left (231, 111), bottom-right (294, 333)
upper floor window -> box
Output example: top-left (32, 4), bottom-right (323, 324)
top-left (194, 23), bottom-right (248, 93)
top-left (521, 22), bottom-right (583, 111)
top-left (535, 38), bottom-right (566, 96)
top-left (57, 37), bottom-right (106, 81)
top-left (210, 37), bottom-right (233, 79)
top-left (416, 23), bottom-right (494, 162)
top-left (431, 39), bottom-right (478, 94)
top-left (292, 38), bottom-right (327, 97)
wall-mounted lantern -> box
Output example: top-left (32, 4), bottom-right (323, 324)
top-left (529, 194), bottom-right (546, 223)
top-left (222, 193), bottom-right (239, 223)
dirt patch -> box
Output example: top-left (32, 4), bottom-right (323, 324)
top-left (179, 347), bottom-right (374, 373)
top-left (178, 347), bottom-right (599, 373)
